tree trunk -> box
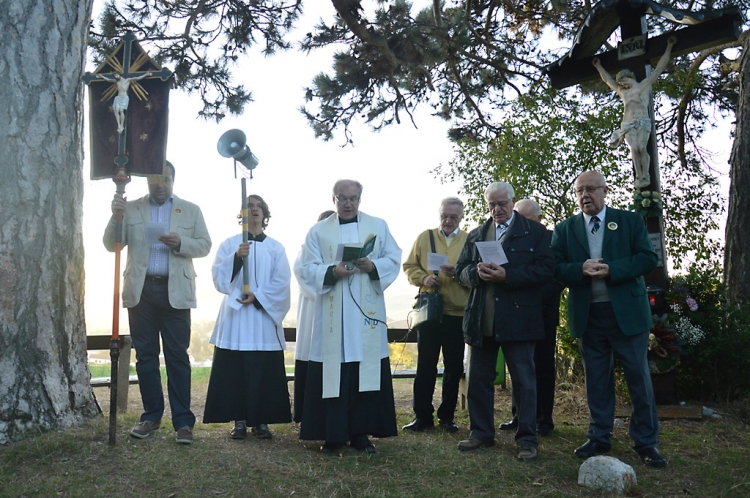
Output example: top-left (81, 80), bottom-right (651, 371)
top-left (726, 36), bottom-right (750, 307)
top-left (0, 0), bottom-right (98, 444)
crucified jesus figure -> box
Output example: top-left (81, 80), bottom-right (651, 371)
top-left (593, 36), bottom-right (677, 188)
top-left (99, 72), bottom-right (152, 133)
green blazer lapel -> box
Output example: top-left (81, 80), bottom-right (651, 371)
top-left (601, 208), bottom-right (619, 254)
top-left (572, 213), bottom-right (590, 258)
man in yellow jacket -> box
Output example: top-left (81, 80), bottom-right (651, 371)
top-left (402, 197), bottom-right (470, 433)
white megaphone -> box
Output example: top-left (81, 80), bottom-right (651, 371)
top-left (217, 129), bottom-right (259, 170)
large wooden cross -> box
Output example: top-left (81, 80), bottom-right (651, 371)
top-left (544, 0), bottom-right (742, 293)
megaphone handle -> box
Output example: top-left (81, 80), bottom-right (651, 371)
top-left (241, 177), bottom-right (250, 297)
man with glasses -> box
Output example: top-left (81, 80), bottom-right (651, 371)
top-left (552, 171), bottom-right (666, 467)
top-left (455, 182), bottom-right (554, 462)
top-left (296, 179), bottom-right (402, 454)
top-left (402, 198), bottom-right (470, 434)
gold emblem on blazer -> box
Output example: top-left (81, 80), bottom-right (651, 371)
top-left (174, 208), bottom-right (183, 215)
top-left (607, 222), bottom-right (618, 230)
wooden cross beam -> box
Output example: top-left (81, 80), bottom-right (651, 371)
top-left (545, 14), bottom-right (742, 90)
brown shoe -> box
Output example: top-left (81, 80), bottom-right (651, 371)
top-left (129, 420), bottom-right (160, 439)
top-left (518, 445), bottom-right (538, 462)
top-left (176, 426), bottom-right (194, 444)
top-left (457, 437), bottom-right (494, 452)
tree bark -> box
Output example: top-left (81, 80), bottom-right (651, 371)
top-left (726, 37), bottom-right (750, 308)
top-left (0, 0), bottom-right (98, 444)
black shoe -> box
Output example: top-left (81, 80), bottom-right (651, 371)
top-left (252, 423), bottom-right (272, 440)
top-left (230, 420), bottom-right (247, 439)
top-left (321, 442), bottom-right (344, 454)
top-left (439, 420), bottom-right (460, 433)
top-left (402, 418), bottom-right (434, 432)
top-left (638, 447), bottom-right (668, 468)
top-left (350, 435), bottom-right (376, 454)
top-left (536, 424), bottom-right (554, 437)
top-left (574, 440), bottom-right (611, 459)
top-left (499, 418), bottom-right (518, 431)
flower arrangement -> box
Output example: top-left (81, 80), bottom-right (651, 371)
top-left (648, 281), bottom-right (706, 374)
top-left (630, 189), bottom-right (662, 220)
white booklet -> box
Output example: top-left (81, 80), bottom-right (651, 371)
top-left (144, 222), bottom-right (169, 245)
top-left (475, 241), bottom-right (508, 265)
top-left (426, 252), bottom-right (449, 271)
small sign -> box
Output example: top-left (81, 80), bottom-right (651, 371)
top-left (619, 34), bottom-right (647, 60)
top-left (649, 232), bottom-right (664, 268)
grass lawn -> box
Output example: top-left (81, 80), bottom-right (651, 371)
top-left (1, 373), bottom-right (749, 497)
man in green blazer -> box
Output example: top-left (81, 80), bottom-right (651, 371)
top-left (552, 171), bottom-right (666, 468)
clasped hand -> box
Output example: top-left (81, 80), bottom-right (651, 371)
top-left (477, 262), bottom-right (506, 282)
top-left (582, 258), bottom-right (610, 278)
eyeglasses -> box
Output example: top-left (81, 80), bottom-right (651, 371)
top-left (488, 200), bottom-right (511, 209)
top-left (440, 214), bottom-right (462, 221)
top-left (335, 196), bottom-right (360, 205)
top-left (575, 186), bottom-right (605, 195)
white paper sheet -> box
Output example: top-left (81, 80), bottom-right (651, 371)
top-left (226, 287), bottom-right (244, 311)
top-left (144, 222), bottom-right (169, 245)
top-left (475, 241), bottom-right (508, 265)
top-left (427, 252), bottom-right (449, 271)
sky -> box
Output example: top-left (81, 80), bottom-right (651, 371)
top-left (81, 1), bottom-right (733, 333)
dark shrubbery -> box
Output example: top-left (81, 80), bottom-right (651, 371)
top-left (673, 264), bottom-right (750, 401)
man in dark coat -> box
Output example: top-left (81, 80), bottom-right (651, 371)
top-left (455, 182), bottom-right (555, 462)
top-left (552, 170), bottom-right (665, 468)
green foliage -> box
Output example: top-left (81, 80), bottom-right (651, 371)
top-left (90, 0), bottom-right (302, 121)
top-left (434, 86), bottom-right (631, 225)
top-left (672, 264), bottom-right (750, 401)
top-left (629, 189), bottom-right (663, 220)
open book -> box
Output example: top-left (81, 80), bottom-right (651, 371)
top-left (338, 233), bottom-right (377, 261)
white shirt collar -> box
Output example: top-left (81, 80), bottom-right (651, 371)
top-left (583, 206), bottom-right (606, 226)
top-left (441, 227), bottom-right (459, 238)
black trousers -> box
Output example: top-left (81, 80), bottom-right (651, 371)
top-left (580, 302), bottom-right (659, 451)
top-left (128, 280), bottom-right (194, 430)
top-left (411, 314), bottom-right (465, 422)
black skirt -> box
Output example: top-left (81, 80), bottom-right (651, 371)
top-left (203, 347), bottom-right (291, 425)
top-left (293, 359), bottom-right (308, 423)
top-left (299, 358), bottom-right (398, 443)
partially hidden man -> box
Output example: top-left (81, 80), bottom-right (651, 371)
top-left (402, 197), bottom-right (470, 433)
top-left (499, 199), bottom-right (564, 437)
top-left (104, 161), bottom-right (211, 444)
top-left (297, 179), bottom-right (402, 454)
top-left (456, 182), bottom-right (554, 462)
top-left (551, 170), bottom-right (666, 468)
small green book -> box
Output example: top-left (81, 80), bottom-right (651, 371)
top-left (341, 233), bottom-right (377, 261)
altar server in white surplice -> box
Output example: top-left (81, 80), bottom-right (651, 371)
top-left (203, 195), bottom-right (292, 441)
top-left (297, 179), bottom-right (401, 454)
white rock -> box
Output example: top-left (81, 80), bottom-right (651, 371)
top-left (578, 455), bottom-right (637, 495)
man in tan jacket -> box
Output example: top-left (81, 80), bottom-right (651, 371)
top-left (402, 197), bottom-right (470, 433)
top-left (104, 161), bottom-right (211, 444)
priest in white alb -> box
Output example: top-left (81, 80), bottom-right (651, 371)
top-left (297, 179), bottom-right (402, 454)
